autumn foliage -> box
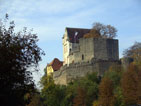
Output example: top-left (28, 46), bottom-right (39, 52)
top-left (84, 29), bottom-right (101, 38)
top-left (124, 42), bottom-right (141, 65)
top-left (98, 77), bottom-right (115, 106)
top-left (137, 67), bottom-right (141, 105)
top-left (121, 64), bottom-right (141, 105)
top-left (38, 63), bottom-right (141, 106)
top-left (73, 87), bottom-right (86, 106)
top-left (84, 22), bottom-right (117, 39)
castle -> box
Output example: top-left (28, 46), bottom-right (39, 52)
top-left (47, 27), bottom-right (119, 85)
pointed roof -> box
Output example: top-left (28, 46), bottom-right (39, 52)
top-left (48, 58), bottom-right (63, 71)
top-left (66, 27), bottom-right (90, 43)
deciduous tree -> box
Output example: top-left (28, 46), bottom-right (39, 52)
top-left (84, 22), bottom-right (117, 39)
top-left (0, 14), bottom-right (44, 106)
top-left (123, 42), bottom-right (141, 65)
top-left (73, 87), bottom-right (86, 106)
top-left (93, 100), bottom-right (99, 106)
top-left (98, 77), bottom-right (115, 106)
top-left (121, 64), bottom-right (138, 105)
top-left (137, 66), bottom-right (141, 105)
top-left (92, 22), bottom-right (117, 39)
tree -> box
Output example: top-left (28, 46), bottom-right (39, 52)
top-left (114, 87), bottom-right (125, 106)
top-left (104, 64), bottom-right (125, 106)
top-left (121, 64), bottom-right (138, 105)
top-left (98, 77), bottom-right (115, 106)
top-left (0, 15), bottom-right (44, 106)
top-left (84, 29), bottom-right (101, 38)
top-left (26, 93), bottom-right (43, 106)
top-left (123, 43), bottom-right (141, 105)
top-left (40, 72), bottom-right (99, 106)
top-left (136, 66), bottom-right (141, 105)
top-left (93, 100), bottom-right (99, 106)
top-left (71, 73), bottom-right (99, 106)
top-left (104, 64), bottom-right (123, 87)
top-left (123, 42), bottom-right (141, 65)
top-left (40, 68), bottom-right (66, 106)
top-left (73, 87), bottom-right (86, 106)
top-left (86, 22), bottom-right (117, 39)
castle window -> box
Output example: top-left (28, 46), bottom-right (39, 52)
top-left (82, 54), bottom-right (84, 60)
top-left (74, 32), bottom-right (78, 43)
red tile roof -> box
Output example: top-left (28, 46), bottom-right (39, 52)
top-left (48, 58), bottom-right (63, 71)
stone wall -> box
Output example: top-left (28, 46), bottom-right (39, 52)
top-left (67, 38), bottom-right (119, 65)
top-left (57, 37), bottom-right (119, 85)
top-left (53, 60), bottom-right (119, 85)
top-left (79, 38), bottom-right (95, 62)
top-left (92, 38), bottom-right (119, 61)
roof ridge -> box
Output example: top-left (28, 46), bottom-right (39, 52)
top-left (49, 58), bottom-right (62, 66)
top-left (66, 27), bottom-right (91, 30)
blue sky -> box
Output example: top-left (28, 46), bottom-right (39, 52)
top-left (0, 0), bottom-right (141, 85)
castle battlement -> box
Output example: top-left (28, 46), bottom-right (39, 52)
top-left (53, 59), bottom-right (119, 85)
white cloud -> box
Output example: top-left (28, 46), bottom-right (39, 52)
top-left (0, 0), bottom-right (107, 41)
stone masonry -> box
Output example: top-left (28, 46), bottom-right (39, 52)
top-left (53, 35), bottom-right (119, 85)
top-left (53, 59), bottom-right (119, 85)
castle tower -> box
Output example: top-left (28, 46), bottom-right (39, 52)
top-left (53, 27), bottom-right (119, 85)
top-left (62, 27), bottom-right (119, 65)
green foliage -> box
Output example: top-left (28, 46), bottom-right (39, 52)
top-left (39, 59), bottom-right (141, 106)
top-left (40, 73), bottom-right (66, 106)
top-left (102, 64), bottom-right (125, 106)
top-left (70, 73), bottom-right (99, 106)
top-left (39, 65), bottom-right (141, 106)
top-left (41, 84), bottom-right (66, 106)
top-left (93, 100), bottom-right (99, 106)
top-left (40, 67), bottom-right (48, 88)
top-left (39, 41), bottom-right (141, 106)
top-left (40, 64), bottom-right (141, 106)
top-left (40, 72), bottom-right (99, 106)
top-left (114, 87), bottom-right (125, 106)
top-left (104, 64), bottom-right (123, 87)
top-left (0, 14), bottom-right (44, 106)
top-left (27, 93), bottom-right (43, 106)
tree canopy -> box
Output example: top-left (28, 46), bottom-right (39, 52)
top-left (39, 64), bottom-right (141, 106)
top-left (98, 77), bottom-right (115, 106)
top-left (121, 64), bottom-right (138, 105)
top-left (123, 42), bottom-right (141, 65)
top-left (84, 22), bottom-right (117, 39)
top-left (0, 14), bottom-right (44, 106)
